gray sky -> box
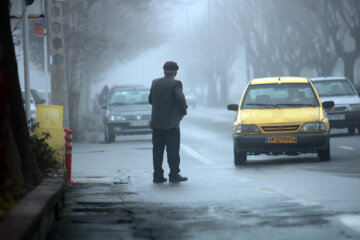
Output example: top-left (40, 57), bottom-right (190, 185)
top-left (91, 0), bottom-right (208, 93)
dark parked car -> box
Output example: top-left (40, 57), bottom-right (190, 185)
top-left (311, 76), bottom-right (360, 134)
top-left (30, 89), bottom-right (46, 105)
top-left (102, 85), bottom-right (152, 143)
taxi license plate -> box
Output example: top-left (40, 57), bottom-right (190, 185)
top-left (328, 114), bottom-right (345, 121)
top-left (130, 121), bottom-right (148, 127)
top-left (266, 136), bottom-right (297, 144)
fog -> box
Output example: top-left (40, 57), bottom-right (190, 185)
top-left (13, 0), bottom-right (360, 140)
top-left (96, 0), bottom-right (208, 88)
top-left (89, 0), bottom-right (251, 104)
top-left (91, 0), bottom-right (247, 103)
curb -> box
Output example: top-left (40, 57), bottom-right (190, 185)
top-left (0, 177), bottom-right (66, 240)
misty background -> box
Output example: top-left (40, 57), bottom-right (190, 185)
top-left (12, 0), bottom-right (360, 140)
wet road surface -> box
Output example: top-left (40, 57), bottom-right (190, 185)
top-left (48, 106), bottom-right (360, 240)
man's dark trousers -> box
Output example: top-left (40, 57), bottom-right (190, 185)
top-left (152, 128), bottom-right (180, 179)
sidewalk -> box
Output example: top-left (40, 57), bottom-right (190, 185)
top-left (46, 104), bottom-right (236, 240)
top-left (0, 178), bottom-right (65, 240)
top-left (46, 180), bottom-right (148, 240)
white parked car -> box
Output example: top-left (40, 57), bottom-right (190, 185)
top-left (22, 91), bottom-right (37, 129)
top-left (311, 76), bottom-right (360, 134)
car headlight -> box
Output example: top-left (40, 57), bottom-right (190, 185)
top-left (106, 110), bottom-right (126, 121)
top-left (107, 114), bottom-right (126, 121)
top-left (235, 124), bottom-right (260, 134)
top-left (301, 122), bottom-right (326, 132)
top-left (347, 104), bottom-right (360, 111)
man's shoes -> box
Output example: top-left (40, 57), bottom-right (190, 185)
top-left (153, 177), bottom-right (167, 183)
top-left (169, 174), bottom-right (188, 183)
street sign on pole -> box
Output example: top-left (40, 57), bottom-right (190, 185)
top-left (35, 24), bottom-right (44, 36)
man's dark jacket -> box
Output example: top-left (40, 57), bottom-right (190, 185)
top-left (149, 77), bottom-right (187, 129)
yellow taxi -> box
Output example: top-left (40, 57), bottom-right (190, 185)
top-left (227, 77), bottom-right (334, 165)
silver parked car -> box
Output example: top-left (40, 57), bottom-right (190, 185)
top-left (311, 76), bottom-right (360, 134)
top-left (101, 85), bottom-right (152, 143)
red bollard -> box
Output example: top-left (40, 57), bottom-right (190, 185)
top-left (64, 128), bottom-right (68, 169)
top-left (65, 129), bottom-right (76, 184)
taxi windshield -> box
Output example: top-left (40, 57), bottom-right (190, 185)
top-left (241, 83), bottom-right (320, 109)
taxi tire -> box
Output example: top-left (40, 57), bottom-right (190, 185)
top-left (234, 151), bottom-right (247, 165)
top-left (317, 144), bottom-right (330, 161)
top-left (104, 126), bottom-right (115, 143)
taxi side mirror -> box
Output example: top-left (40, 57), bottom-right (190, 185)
top-left (227, 104), bottom-right (239, 111)
top-left (322, 101), bottom-right (334, 109)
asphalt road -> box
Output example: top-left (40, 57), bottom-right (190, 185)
top-left (48, 106), bottom-right (360, 240)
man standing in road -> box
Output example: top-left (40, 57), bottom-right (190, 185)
top-left (149, 61), bottom-right (188, 183)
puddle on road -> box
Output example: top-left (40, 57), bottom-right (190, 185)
top-left (287, 199), bottom-right (320, 206)
top-left (73, 176), bottom-right (130, 184)
top-left (259, 187), bottom-right (278, 193)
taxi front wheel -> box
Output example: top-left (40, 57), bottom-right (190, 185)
top-left (317, 144), bottom-right (330, 161)
top-left (234, 150), bottom-right (247, 166)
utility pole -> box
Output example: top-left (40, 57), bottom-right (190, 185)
top-left (47, 0), bottom-right (69, 128)
top-left (22, 0), bottom-right (31, 129)
top-left (43, 18), bottom-right (50, 104)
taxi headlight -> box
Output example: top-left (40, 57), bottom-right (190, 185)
top-left (236, 124), bottom-right (260, 133)
top-left (347, 104), bottom-right (360, 111)
top-left (301, 122), bottom-right (326, 132)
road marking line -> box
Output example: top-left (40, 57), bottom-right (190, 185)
top-left (259, 187), bottom-right (277, 193)
top-left (338, 146), bottom-right (355, 150)
top-left (339, 214), bottom-right (360, 234)
top-left (181, 144), bottom-right (213, 165)
top-left (287, 199), bottom-right (320, 206)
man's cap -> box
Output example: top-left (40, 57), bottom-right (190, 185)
top-left (163, 61), bottom-right (179, 71)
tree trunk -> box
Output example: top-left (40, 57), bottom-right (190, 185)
top-left (0, 0), bottom-right (41, 202)
top-left (343, 53), bottom-right (357, 83)
top-left (207, 79), bottom-right (218, 106)
top-left (64, 0), bottom-right (92, 141)
top-left (219, 71), bottom-right (228, 105)
top-left (320, 55), bottom-right (336, 77)
top-left (67, 50), bottom-right (81, 141)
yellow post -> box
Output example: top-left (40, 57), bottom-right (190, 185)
top-left (35, 105), bottom-right (63, 129)
top-left (33, 105), bottom-right (65, 167)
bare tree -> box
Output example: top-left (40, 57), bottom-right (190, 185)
top-left (226, 0), bottom-right (336, 78)
top-left (180, 0), bottom-right (238, 106)
top-left (61, 0), bottom-right (165, 140)
top-left (22, 0), bottom-right (166, 141)
top-left (304, 0), bottom-right (360, 83)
